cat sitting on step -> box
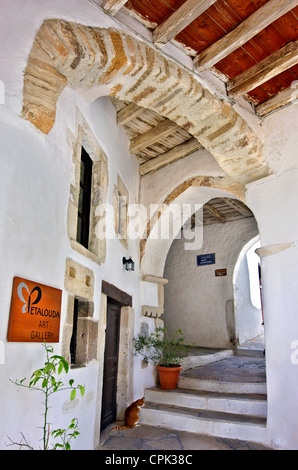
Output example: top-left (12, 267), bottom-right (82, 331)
top-left (112, 397), bottom-right (145, 430)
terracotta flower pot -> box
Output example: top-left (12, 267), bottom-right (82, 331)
top-left (156, 365), bottom-right (182, 390)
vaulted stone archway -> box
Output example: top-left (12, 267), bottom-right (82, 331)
top-left (22, 19), bottom-right (269, 185)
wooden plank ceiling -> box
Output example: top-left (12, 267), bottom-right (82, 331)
top-left (102, 0), bottom-right (298, 174)
top-left (182, 197), bottom-right (254, 228)
top-left (111, 98), bottom-right (203, 175)
top-left (103, 0), bottom-right (298, 114)
top-left (201, 197), bottom-right (254, 226)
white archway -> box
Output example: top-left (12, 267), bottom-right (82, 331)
top-left (141, 183), bottom-right (246, 278)
top-left (140, 180), bottom-right (259, 349)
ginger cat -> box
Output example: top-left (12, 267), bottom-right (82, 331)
top-left (112, 397), bottom-right (145, 430)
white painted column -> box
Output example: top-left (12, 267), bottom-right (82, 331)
top-left (246, 171), bottom-right (298, 449)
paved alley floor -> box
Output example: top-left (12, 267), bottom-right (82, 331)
top-left (96, 423), bottom-right (272, 450)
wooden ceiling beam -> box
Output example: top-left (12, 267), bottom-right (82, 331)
top-left (117, 102), bottom-right (144, 126)
top-left (204, 203), bottom-right (226, 223)
top-left (193, 0), bottom-right (298, 73)
top-left (140, 138), bottom-right (203, 175)
top-left (227, 40), bottom-right (298, 98)
top-left (102, 0), bottom-right (128, 16)
top-left (256, 86), bottom-right (297, 117)
top-left (130, 119), bottom-right (180, 154)
top-left (223, 199), bottom-right (253, 217)
top-left (153, 0), bottom-right (218, 46)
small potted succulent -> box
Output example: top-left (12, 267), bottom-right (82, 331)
top-left (133, 327), bottom-right (192, 389)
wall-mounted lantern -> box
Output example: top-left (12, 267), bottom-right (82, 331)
top-left (123, 257), bottom-right (135, 272)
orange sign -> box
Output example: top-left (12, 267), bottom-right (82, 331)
top-left (7, 277), bottom-right (62, 343)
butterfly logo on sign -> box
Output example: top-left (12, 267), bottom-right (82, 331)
top-left (8, 277), bottom-right (62, 343)
top-left (17, 282), bottom-right (42, 314)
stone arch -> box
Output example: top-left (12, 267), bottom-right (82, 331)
top-left (140, 175), bottom-right (247, 278)
top-left (22, 19), bottom-right (269, 185)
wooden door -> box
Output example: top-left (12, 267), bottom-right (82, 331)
top-left (101, 299), bottom-right (121, 430)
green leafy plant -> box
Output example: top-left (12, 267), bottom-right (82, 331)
top-left (134, 327), bottom-right (192, 367)
top-left (51, 418), bottom-right (80, 450)
top-left (7, 343), bottom-right (85, 450)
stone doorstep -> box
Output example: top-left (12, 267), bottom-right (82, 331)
top-left (140, 402), bottom-right (267, 444)
top-left (144, 387), bottom-right (267, 418)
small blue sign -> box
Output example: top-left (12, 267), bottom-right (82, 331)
top-left (197, 253), bottom-right (215, 266)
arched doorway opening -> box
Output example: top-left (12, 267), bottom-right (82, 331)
top-left (233, 236), bottom-right (264, 348)
top-left (139, 189), bottom-right (268, 440)
top-left (162, 196), bottom-right (260, 351)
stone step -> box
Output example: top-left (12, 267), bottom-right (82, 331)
top-left (179, 355), bottom-right (267, 395)
top-left (141, 355), bottom-right (268, 445)
top-left (144, 387), bottom-right (267, 418)
top-left (140, 401), bottom-right (267, 444)
top-left (178, 375), bottom-right (267, 394)
top-left (235, 347), bottom-right (265, 357)
top-left (181, 348), bottom-right (233, 370)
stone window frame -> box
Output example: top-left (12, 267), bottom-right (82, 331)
top-left (67, 110), bottom-right (108, 265)
top-left (63, 258), bottom-right (97, 368)
top-left (67, 295), bottom-right (96, 368)
top-left (113, 174), bottom-right (129, 248)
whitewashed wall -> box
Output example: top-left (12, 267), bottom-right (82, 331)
top-left (0, 1), bottom-right (141, 450)
top-left (0, 93), bottom-right (140, 451)
top-left (245, 101), bottom-right (298, 449)
top-left (163, 217), bottom-right (259, 349)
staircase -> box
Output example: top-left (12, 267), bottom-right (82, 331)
top-left (140, 339), bottom-right (268, 445)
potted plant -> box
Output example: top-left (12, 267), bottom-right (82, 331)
top-left (133, 327), bottom-right (192, 389)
